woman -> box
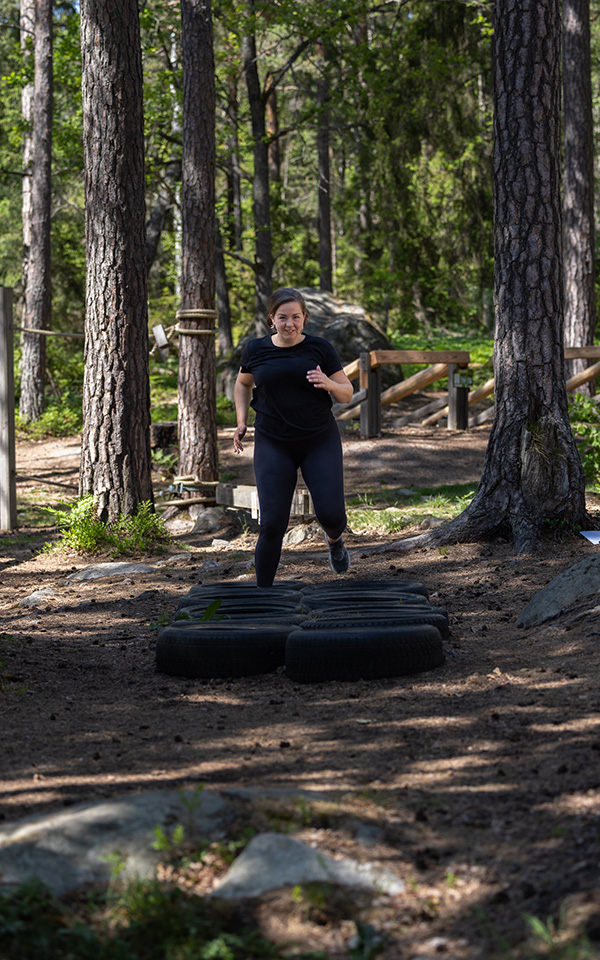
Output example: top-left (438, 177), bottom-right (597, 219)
top-left (233, 288), bottom-right (353, 587)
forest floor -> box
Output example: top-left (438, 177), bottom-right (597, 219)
top-left (2, 413), bottom-right (600, 958)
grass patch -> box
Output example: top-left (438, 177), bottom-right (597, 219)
top-left (0, 877), bottom-right (329, 960)
top-left (347, 483), bottom-right (476, 535)
top-left (44, 496), bottom-right (172, 557)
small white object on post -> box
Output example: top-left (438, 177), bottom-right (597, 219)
top-left (0, 288), bottom-right (17, 530)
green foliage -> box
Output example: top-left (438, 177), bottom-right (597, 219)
top-left (391, 331), bottom-right (494, 385)
top-left (347, 484), bottom-right (476, 535)
top-left (15, 392), bottom-right (82, 438)
top-left (0, 874), bottom-right (331, 960)
top-left (568, 394), bottom-right (600, 489)
top-left (46, 496), bottom-right (171, 556)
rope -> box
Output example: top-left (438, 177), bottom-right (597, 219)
top-left (176, 309), bottom-right (218, 320)
top-left (12, 326), bottom-right (84, 339)
top-left (174, 326), bottom-right (216, 336)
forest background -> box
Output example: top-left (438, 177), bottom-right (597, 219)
top-left (0, 0), bottom-right (510, 432)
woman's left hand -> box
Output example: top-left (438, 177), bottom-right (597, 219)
top-left (306, 365), bottom-right (332, 391)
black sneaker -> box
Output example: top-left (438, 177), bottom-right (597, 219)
top-left (324, 532), bottom-right (350, 574)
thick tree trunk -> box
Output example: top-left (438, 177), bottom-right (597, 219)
top-left (242, 15), bottom-right (272, 337)
top-left (178, 0), bottom-right (218, 483)
top-left (316, 43), bottom-right (332, 293)
top-left (19, 0), bottom-right (52, 423)
top-left (562, 0), bottom-right (595, 389)
top-left (363, 0), bottom-right (589, 558)
top-left (79, 0), bottom-right (153, 521)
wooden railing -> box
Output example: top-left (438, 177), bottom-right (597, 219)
top-left (334, 346), bottom-right (600, 437)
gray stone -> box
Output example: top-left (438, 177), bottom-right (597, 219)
top-left (211, 832), bottom-right (404, 899)
top-left (211, 538), bottom-right (232, 549)
top-left (517, 555), bottom-right (600, 627)
top-left (19, 588), bottom-right (55, 608)
top-left (0, 789), bottom-right (228, 897)
top-left (192, 507), bottom-right (228, 534)
top-left (66, 562), bottom-right (156, 582)
top-left (283, 521), bottom-right (322, 545)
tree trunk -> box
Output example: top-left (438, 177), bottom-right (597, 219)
top-left (242, 12), bottom-right (272, 337)
top-left (265, 79), bottom-right (280, 184)
top-left (178, 0), bottom-right (218, 483)
top-left (362, 0), bottom-right (589, 558)
top-left (562, 0), bottom-right (595, 389)
top-left (316, 42), bottom-right (332, 293)
top-left (216, 221), bottom-right (233, 355)
top-left (79, 0), bottom-right (153, 522)
top-left (19, 0), bottom-right (52, 423)
top-left (226, 79), bottom-right (243, 252)
top-left (146, 157), bottom-right (182, 271)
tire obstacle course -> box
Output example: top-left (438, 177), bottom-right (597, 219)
top-left (155, 579), bottom-right (447, 683)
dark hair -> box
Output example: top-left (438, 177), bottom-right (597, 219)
top-left (267, 287), bottom-right (310, 324)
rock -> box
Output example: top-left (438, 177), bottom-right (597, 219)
top-left (192, 507), bottom-right (228, 534)
top-left (211, 832), bottom-right (405, 900)
top-left (0, 789), bottom-right (228, 897)
top-left (211, 538), bottom-right (232, 549)
top-left (516, 555), bottom-right (600, 627)
top-left (19, 588), bottom-right (55, 608)
top-left (200, 560), bottom-right (223, 572)
top-left (66, 562), bottom-right (156, 582)
top-left (282, 521), bottom-right (322, 545)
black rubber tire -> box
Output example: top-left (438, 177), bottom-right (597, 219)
top-left (299, 611), bottom-right (450, 640)
top-left (185, 586), bottom-right (302, 601)
top-left (156, 622), bottom-right (294, 678)
top-left (178, 611), bottom-right (306, 625)
top-left (285, 623), bottom-right (444, 683)
top-left (299, 592), bottom-right (429, 611)
top-left (309, 605), bottom-right (449, 626)
top-left (178, 595), bottom-right (301, 612)
top-left (301, 579), bottom-right (429, 598)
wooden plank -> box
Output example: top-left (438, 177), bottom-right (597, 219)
top-left (216, 483), bottom-right (313, 517)
top-left (380, 363), bottom-right (449, 408)
top-left (342, 357), bottom-right (361, 381)
top-left (393, 395), bottom-right (448, 427)
top-left (370, 349), bottom-right (470, 367)
top-left (360, 351), bottom-right (381, 437)
top-left (0, 288), bottom-right (16, 531)
top-left (447, 364), bottom-right (469, 430)
top-left (566, 360), bottom-right (600, 392)
top-left (564, 346), bottom-right (600, 360)
top-left (422, 376), bottom-right (496, 427)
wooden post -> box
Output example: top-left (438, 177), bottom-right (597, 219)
top-left (359, 351), bottom-right (381, 438)
top-left (0, 288), bottom-right (17, 530)
top-left (447, 364), bottom-right (470, 430)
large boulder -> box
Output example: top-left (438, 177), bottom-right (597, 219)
top-left (219, 288), bottom-right (398, 397)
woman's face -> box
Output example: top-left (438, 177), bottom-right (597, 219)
top-left (270, 300), bottom-right (305, 345)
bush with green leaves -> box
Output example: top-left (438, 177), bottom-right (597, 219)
top-left (568, 394), bottom-right (600, 489)
top-left (47, 496), bottom-right (171, 556)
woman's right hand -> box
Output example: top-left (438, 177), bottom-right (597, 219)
top-left (233, 425), bottom-right (247, 453)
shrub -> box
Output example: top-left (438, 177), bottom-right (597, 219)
top-left (47, 496), bottom-right (171, 556)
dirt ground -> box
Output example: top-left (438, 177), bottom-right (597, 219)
top-left (2, 416), bottom-right (600, 958)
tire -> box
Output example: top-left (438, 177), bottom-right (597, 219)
top-left (300, 611), bottom-right (450, 640)
top-left (299, 592), bottom-right (429, 611)
top-left (178, 596), bottom-right (301, 612)
top-left (156, 622), bottom-right (294, 678)
top-left (177, 611), bottom-right (306, 626)
top-left (285, 623), bottom-right (444, 683)
top-left (301, 579), bottom-right (429, 598)
top-left (186, 586), bottom-right (302, 601)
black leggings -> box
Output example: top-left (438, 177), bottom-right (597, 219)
top-left (253, 419), bottom-right (347, 586)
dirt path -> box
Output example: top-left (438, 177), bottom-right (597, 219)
top-left (2, 423), bottom-right (600, 957)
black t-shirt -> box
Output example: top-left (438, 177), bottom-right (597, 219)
top-left (239, 334), bottom-right (344, 439)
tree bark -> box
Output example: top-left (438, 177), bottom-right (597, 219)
top-left (216, 221), bottom-right (233, 355)
top-left (363, 0), bottom-right (589, 557)
top-left (225, 79), bottom-right (243, 252)
top-left (316, 42), bottom-right (333, 293)
top-left (79, 0), bottom-right (153, 521)
top-left (562, 0), bottom-right (595, 389)
top-left (178, 0), bottom-right (218, 483)
top-left (19, 0), bottom-right (52, 423)
top-left (242, 10), bottom-right (272, 337)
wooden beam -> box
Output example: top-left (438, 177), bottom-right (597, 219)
top-left (370, 349), bottom-right (470, 367)
top-left (564, 346), bottom-right (600, 360)
top-left (566, 360), bottom-right (600, 391)
top-left (422, 377), bottom-right (496, 427)
top-left (379, 363), bottom-right (449, 408)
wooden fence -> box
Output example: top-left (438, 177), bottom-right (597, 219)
top-left (334, 346), bottom-right (600, 437)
